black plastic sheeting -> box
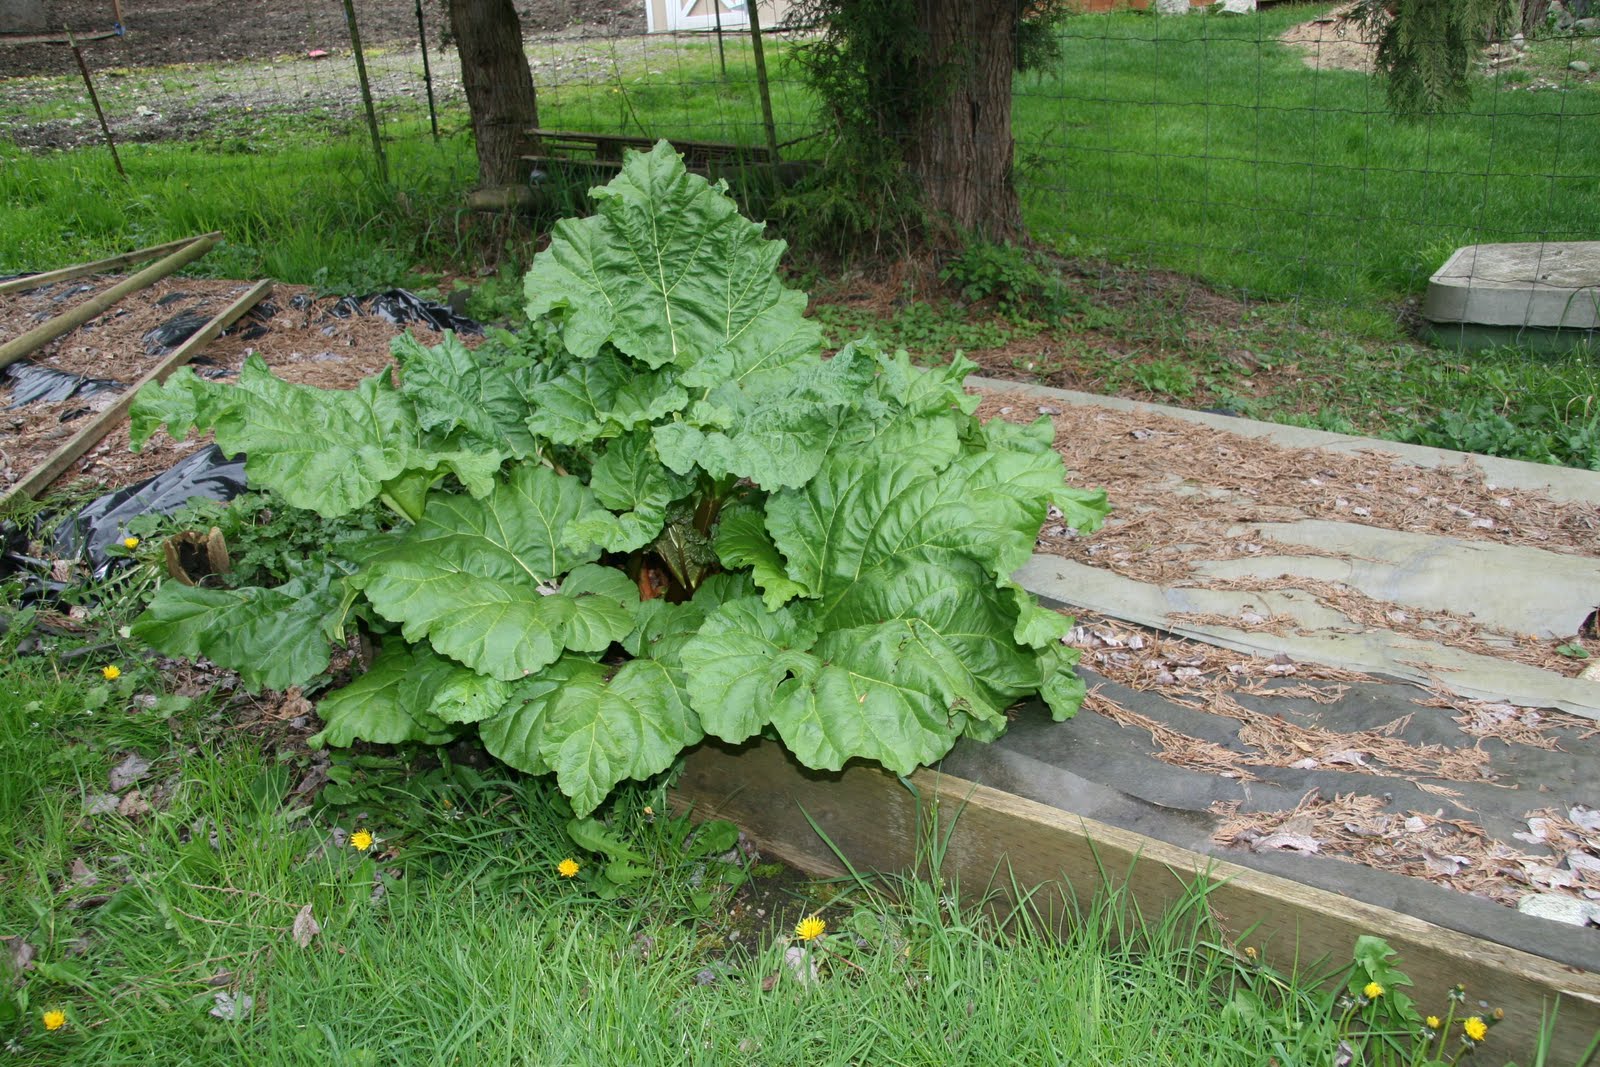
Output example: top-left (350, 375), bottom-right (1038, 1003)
top-left (0, 446), bottom-right (248, 596)
top-left (54, 445), bottom-right (248, 574)
top-left (3, 362), bottom-right (124, 409)
top-left (320, 289), bottom-right (482, 335)
top-left (1, 286), bottom-right (473, 594)
top-left (142, 309), bottom-right (212, 354)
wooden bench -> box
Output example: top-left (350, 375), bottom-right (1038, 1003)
top-left (521, 127), bottom-right (777, 177)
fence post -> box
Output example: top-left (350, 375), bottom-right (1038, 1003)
top-left (342, 0), bottom-right (390, 184)
top-left (747, 0), bottom-right (780, 167)
top-left (66, 26), bottom-right (126, 179)
top-left (415, 0), bottom-right (439, 142)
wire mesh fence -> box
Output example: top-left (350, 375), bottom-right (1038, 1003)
top-left (2, 1), bottom-right (1597, 319)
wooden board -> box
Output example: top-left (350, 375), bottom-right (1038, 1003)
top-left (673, 738), bottom-right (1600, 1064)
top-left (0, 280), bottom-right (271, 513)
top-left (0, 233), bottom-right (220, 297)
top-left (525, 127), bottom-right (774, 166)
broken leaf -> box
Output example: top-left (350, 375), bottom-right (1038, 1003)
top-left (68, 858), bottom-right (99, 889)
top-left (118, 790), bottom-right (152, 818)
top-left (209, 991), bottom-right (254, 1021)
top-left (1421, 849), bottom-right (1471, 877)
top-left (291, 904), bottom-right (321, 949)
top-left (109, 753), bottom-right (151, 791)
top-left (1251, 832), bottom-right (1320, 854)
top-left (83, 793), bottom-right (119, 816)
top-left (1517, 893), bottom-right (1600, 926)
top-left (2, 936), bottom-right (35, 980)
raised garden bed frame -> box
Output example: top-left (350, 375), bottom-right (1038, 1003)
top-left (673, 738), bottom-right (1600, 1063)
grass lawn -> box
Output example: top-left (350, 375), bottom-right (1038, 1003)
top-left (3, 14), bottom-right (1595, 469)
top-left (0, 598), bottom-right (1442, 1065)
top-left (1015, 5), bottom-right (1600, 305)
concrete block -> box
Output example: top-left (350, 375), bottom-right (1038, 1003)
top-left (1423, 241), bottom-right (1600, 330)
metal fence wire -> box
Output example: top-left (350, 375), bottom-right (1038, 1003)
top-left (2, 1), bottom-right (1597, 312)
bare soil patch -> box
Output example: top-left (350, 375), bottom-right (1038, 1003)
top-left (1279, 2), bottom-right (1381, 74)
top-left (2, 0), bottom-right (644, 80)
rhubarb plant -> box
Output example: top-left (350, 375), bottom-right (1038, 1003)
top-left (127, 142), bottom-right (1108, 815)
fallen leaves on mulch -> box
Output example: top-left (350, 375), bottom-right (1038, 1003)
top-left (976, 393), bottom-right (1599, 562)
top-left (1415, 694), bottom-right (1595, 752)
top-left (1086, 688), bottom-right (1261, 781)
top-left (1213, 791), bottom-right (1600, 909)
top-left (976, 394), bottom-right (1600, 676)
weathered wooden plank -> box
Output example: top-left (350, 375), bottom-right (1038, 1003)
top-left (673, 739), bottom-right (1600, 1064)
top-left (525, 127), bottom-right (774, 163)
top-left (0, 234), bottom-right (221, 297)
top-left (0, 280), bottom-right (271, 513)
top-left (0, 233), bottom-right (220, 372)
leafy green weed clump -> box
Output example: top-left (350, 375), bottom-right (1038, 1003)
top-left (126, 142), bottom-right (1107, 815)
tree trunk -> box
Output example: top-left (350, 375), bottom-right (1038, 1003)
top-left (449, 0), bottom-right (539, 188)
top-left (1519, 0), bottom-right (1550, 35)
top-left (906, 0), bottom-right (1021, 241)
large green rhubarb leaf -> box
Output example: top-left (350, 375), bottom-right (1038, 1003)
top-left (822, 555), bottom-right (1043, 708)
top-left (768, 620), bottom-right (997, 774)
top-left (679, 597), bottom-right (818, 743)
top-left (524, 140), bottom-right (819, 378)
top-left (132, 357), bottom-right (415, 517)
top-left (308, 642), bottom-right (462, 748)
top-left (130, 356), bottom-right (505, 518)
top-left (130, 561), bottom-right (346, 691)
top-left (712, 504), bottom-right (806, 610)
top-left (393, 331), bottom-right (539, 458)
top-left (481, 656), bottom-right (702, 816)
top-left (764, 452), bottom-right (975, 608)
top-left (478, 658), bottom-right (598, 777)
top-left (653, 342), bottom-right (878, 490)
top-left (563, 430), bottom-right (692, 552)
top-left (355, 465), bottom-right (637, 679)
top-left (525, 351), bottom-right (688, 446)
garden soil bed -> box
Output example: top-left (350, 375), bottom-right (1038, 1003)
top-left (0, 274), bottom-right (465, 497)
top-left (6, 269), bottom-right (1600, 969)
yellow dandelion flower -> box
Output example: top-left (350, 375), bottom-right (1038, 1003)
top-left (1426, 1016), bottom-right (1442, 1029)
top-left (350, 829), bottom-right (374, 851)
top-left (557, 857), bottom-right (580, 878)
top-left (42, 1009), bottom-right (66, 1031)
top-left (102, 664), bottom-right (121, 680)
top-left (123, 536), bottom-right (140, 549)
top-left (794, 914), bottom-right (826, 942)
top-left (1364, 981), bottom-right (1384, 1000)
top-left (1464, 1016), bottom-right (1488, 1042)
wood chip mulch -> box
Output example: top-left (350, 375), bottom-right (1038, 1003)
top-left (1213, 790), bottom-right (1600, 909)
top-left (975, 392), bottom-right (1600, 676)
top-left (2, 275), bottom-right (474, 499)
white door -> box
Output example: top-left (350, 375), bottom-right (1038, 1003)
top-left (664, 0), bottom-right (748, 31)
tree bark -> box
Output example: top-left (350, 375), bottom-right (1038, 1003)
top-left (906, 0), bottom-right (1022, 241)
top-left (449, 0), bottom-right (539, 187)
top-left (1519, 0), bottom-right (1550, 35)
